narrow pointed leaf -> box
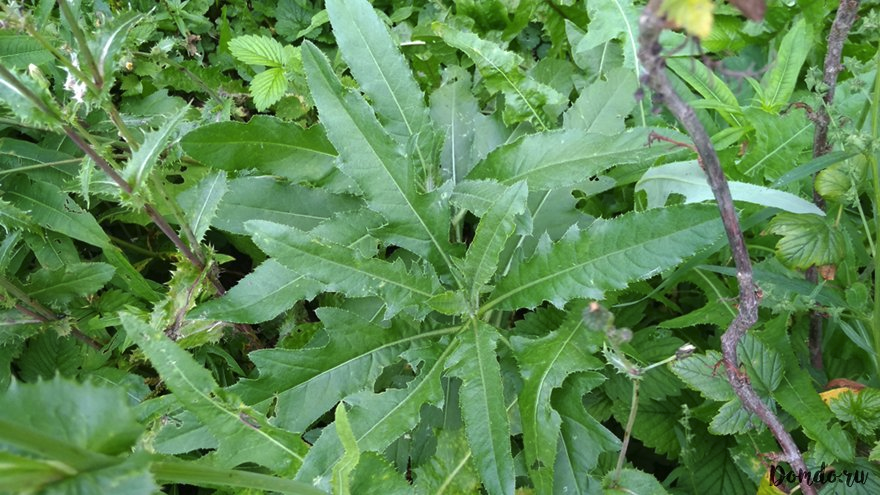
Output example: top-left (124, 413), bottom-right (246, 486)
top-left (121, 312), bottom-right (308, 472)
top-left (180, 116), bottom-right (337, 183)
top-left (25, 262), bottom-right (114, 306)
top-left (212, 177), bottom-right (360, 236)
top-left (667, 58), bottom-right (742, 126)
top-left (485, 204), bottom-right (725, 310)
top-left (123, 106), bottom-right (188, 189)
top-left (759, 18), bottom-right (809, 112)
top-left (295, 342), bottom-right (448, 489)
top-left (191, 259), bottom-right (321, 324)
top-left (461, 181), bottom-right (528, 302)
top-left (177, 171), bottom-right (227, 243)
top-left (467, 128), bottom-right (674, 190)
top-left (433, 23), bottom-right (564, 129)
top-left (637, 161), bottom-right (824, 215)
top-left (246, 220), bottom-right (438, 318)
top-left (230, 308), bottom-right (421, 432)
top-left (563, 67), bottom-right (638, 134)
top-left (301, 42), bottom-right (453, 269)
top-left (511, 312), bottom-right (604, 493)
top-left (446, 321), bottom-right (514, 495)
top-left (4, 177), bottom-right (110, 248)
top-left (326, 0), bottom-right (429, 145)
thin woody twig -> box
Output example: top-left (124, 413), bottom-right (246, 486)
top-left (637, 4), bottom-right (816, 495)
top-left (807, 0), bottom-right (861, 370)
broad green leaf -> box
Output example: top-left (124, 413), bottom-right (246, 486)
top-left (829, 389), bottom-right (880, 437)
top-left (710, 398), bottom-right (765, 435)
top-left (563, 68), bottom-right (638, 135)
top-left (682, 436), bottom-right (753, 495)
top-left (759, 18), bottom-right (809, 112)
top-left (430, 76), bottom-right (510, 182)
top-left (229, 34), bottom-right (286, 67)
top-left (815, 155), bottom-right (869, 204)
top-left (230, 308), bottom-right (421, 431)
top-left (326, 0), bottom-right (430, 149)
top-left (0, 138), bottom-right (78, 186)
top-left (670, 351), bottom-right (734, 401)
top-left (413, 429), bottom-right (481, 494)
top-left (211, 177), bottom-right (360, 235)
top-left (738, 334), bottom-right (783, 395)
top-left (331, 403), bottom-right (360, 495)
top-left (451, 179), bottom-right (509, 217)
top-left (16, 331), bottom-right (82, 381)
top-left (177, 171), bottom-right (227, 243)
top-left (603, 467), bottom-right (670, 494)
top-left (467, 128), bottom-right (673, 190)
top-left (302, 42), bottom-right (455, 271)
top-left (485, 204), bottom-right (725, 311)
top-left (446, 321), bottom-right (514, 495)
top-left (667, 58), bottom-right (742, 127)
top-left (0, 376), bottom-right (141, 458)
top-left (295, 342), bottom-right (448, 488)
top-left (512, 311), bottom-right (604, 493)
top-left (250, 67), bottom-right (288, 111)
top-left (309, 208), bottom-right (385, 259)
top-left (460, 181), bottom-right (528, 303)
top-left (0, 33), bottom-right (53, 68)
top-left (25, 261), bottom-right (114, 307)
top-left (191, 259), bottom-right (321, 324)
top-left (351, 452), bottom-right (411, 494)
top-left (767, 213), bottom-right (846, 270)
top-left (180, 116), bottom-right (337, 183)
top-left (433, 23), bottom-right (565, 129)
top-left (247, 220), bottom-right (439, 318)
top-left (738, 109), bottom-right (813, 181)
top-left (24, 231), bottom-right (78, 270)
top-left (122, 312), bottom-right (308, 472)
top-left (123, 106), bottom-right (189, 189)
top-left (553, 373), bottom-right (619, 494)
top-left (4, 177), bottom-right (110, 248)
top-left (578, 0), bottom-right (642, 90)
top-left (636, 161), bottom-right (824, 215)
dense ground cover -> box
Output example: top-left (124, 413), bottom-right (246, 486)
top-left (1, 0), bottom-right (880, 493)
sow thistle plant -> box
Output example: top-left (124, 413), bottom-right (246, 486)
top-left (2, 0), bottom-right (880, 494)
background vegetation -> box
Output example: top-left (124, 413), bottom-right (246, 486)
top-left (1, 0), bottom-right (879, 493)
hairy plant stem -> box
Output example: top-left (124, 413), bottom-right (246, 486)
top-left (807, 0), bottom-right (861, 370)
top-left (637, 5), bottom-right (815, 494)
top-left (614, 377), bottom-right (639, 482)
top-left (56, 0), bottom-right (103, 89)
top-left (0, 65), bottom-right (260, 346)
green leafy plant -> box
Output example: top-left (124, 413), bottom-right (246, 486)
top-left (2, 0), bottom-right (880, 494)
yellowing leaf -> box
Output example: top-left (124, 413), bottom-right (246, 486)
top-left (660, 0), bottom-right (715, 39)
top-left (756, 470), bottom-right (788, 495)
top-left (820, 387), bottom-right (862, 405)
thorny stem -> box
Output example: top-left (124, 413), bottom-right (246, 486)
top-left (56, 0), bottom-right (103, 89)
top-left (637, 5), bottom-right (815, 495)
top-left (807, 0), bottom-right (861, 370)
top-left (0, 65), bottom-right (260, 347)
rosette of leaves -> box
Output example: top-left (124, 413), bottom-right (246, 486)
top-left (172, 0), bottom-right (728, 492)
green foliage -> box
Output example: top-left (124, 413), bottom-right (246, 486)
top-left (0, 0), bottom-right (878, 494)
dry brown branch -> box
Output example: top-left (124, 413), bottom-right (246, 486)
top-left (807, 0), bottom-right (861, 370)
top-left (637, 4), bottom-right (816, 494)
